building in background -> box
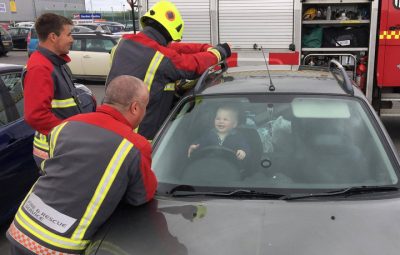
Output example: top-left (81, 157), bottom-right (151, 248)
top-left (0, 0), bottom-right (86, 23)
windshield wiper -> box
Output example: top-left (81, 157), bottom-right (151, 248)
top-left (171, 189), bottom-right (285, 199)
top-left (280, 185), bottom-right (399, 201)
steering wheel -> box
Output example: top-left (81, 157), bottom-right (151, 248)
top-left (183, 146), bottom-right (242, 184)
top-left (190, 145), bottom-right (238, 163)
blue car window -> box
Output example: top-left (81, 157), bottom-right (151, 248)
top-left (0, 79), bottom-right (20, 127)
top-left (0, 72), bottom-right (23, 118)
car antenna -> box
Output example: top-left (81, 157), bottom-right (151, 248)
top-left (260, 46), bottom-right (275, 92)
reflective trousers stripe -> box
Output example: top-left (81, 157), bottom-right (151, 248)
top-left (144, 51), bottom-right (164, 90)
top-left (71, 139), bottom-right (134, 240)
top-left (8, 223), bottom-right (79, 255)
top-left (15, 210), bottom-right (89, 250)
top-left (51, 98), bottom-right (77, 108)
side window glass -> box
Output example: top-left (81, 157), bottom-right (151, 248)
top-left (395, 0), bottom-right (400, 9)
top-left (0, 72), bottom-right (23, 118)
top-left (8, 29), bottom-right (18, 36)
top-left (71, 39), bottom-right (83, 51)
top-left (86, 38), bottom-right (107, 52)
top-left (104, 39), bottom-right (116, 52)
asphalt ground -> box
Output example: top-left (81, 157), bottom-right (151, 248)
top-left (1, 50), bottom-right (400, 253)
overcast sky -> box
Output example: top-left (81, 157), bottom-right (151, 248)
top-left (84, 0), bottom-right (133, 12)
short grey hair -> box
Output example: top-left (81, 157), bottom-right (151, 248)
top-left (103, 75), bottom-right (146, 109)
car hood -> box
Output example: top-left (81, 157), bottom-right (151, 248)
top-left (90, 196), bottom-right (400, 255)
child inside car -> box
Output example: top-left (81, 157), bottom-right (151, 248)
top-left (187, 105), bottom-right (250, 160)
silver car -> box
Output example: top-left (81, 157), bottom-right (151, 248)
top-left (87, 62), bottom-right (400, 255)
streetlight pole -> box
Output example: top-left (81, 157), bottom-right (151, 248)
top-left (127, 0), bottom-right (137, 34)
top-left (90, 0), bottom-right (94, 23)
top-left (111, 7), bottom-right (114, 21)
top-left (123, 4), bottom-right (126, 25)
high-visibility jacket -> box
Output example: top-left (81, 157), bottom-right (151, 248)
top-left (7, 105), bottom-right (157, 254)
top-left (23, 46), bottom-right (82, 169)
top-left (107, 26), bottom-right (229, 140)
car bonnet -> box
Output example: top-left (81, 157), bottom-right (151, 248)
top-left (89, 196), bottom-right (400, 255)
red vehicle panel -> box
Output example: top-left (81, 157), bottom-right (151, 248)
top-left (377, 0), bottom-right (400, 87)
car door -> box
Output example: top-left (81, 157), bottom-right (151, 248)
top-left (82, 38), bottom-right (116, 78)
top-left (8, 28), bottom-right (22, 48)
top-left (0, 70), bottom-right (38, 224)
top-left (67, 37), bottom-right (85, 77)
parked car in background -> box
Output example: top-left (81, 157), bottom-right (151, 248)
top-left (98, 22), bottom-right (125, 33)
top-left (79, 23), bottom-right (112, 34)
top-left (87, 62), bottom-right (400, 255)
top-left (0, 27), bottom-right (13, 56)
top-left (14, 22), bottom-right (34, 28)
top-left (0, 64), bottom-right (38, 225)
top-left (27, 28), bottom-right (39, 57)
top-left (124, 20), bottom-right (140, 32)
top-left (72, 25), bottom-right (95, 33)
top-left (7, 27), bottom-right (32, 49)
top-left (67, 32), bottom-right (119, 81)
top-left (0, 23), bottom-right (10, 30)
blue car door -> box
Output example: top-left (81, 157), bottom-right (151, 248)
top-left (0, 70), bottom-right (38, 224)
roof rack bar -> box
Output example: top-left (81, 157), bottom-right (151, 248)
top-left (329, 59), bottom-right (354, 96)
top-left (193, 61), bottom-right (228, 95)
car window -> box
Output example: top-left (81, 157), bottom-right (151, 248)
top-left (0, 72), bottom-right (23, 126)
top-left (153, 95), bottom-right (398, 192)
top-left (86, 38), bottom-right (115, 52)
top-left (8, 28), bottom-right (18, 36)
top-left (71, 39), bottom-right (83, 51)
top-left (19, 28), bottom-right (29, 36)
top-left (30, 28), bottom-right (37, 39)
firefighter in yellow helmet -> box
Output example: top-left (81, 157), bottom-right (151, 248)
top-left (107, 0), bottom-right (232, 140)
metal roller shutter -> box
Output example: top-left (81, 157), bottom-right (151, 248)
top-left (219, 0), bottom-right (294, 49)
top-left (147, 0), bottom-right (211, 43)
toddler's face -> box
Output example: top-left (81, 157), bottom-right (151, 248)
top-left (214, 109), bottom-right (237, 134)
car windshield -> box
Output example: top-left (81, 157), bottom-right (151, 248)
top-left (153, 93), bottom-right (399, 194)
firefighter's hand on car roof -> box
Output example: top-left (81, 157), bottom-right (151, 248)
top-left (213, 43), bottom-right (232, 60)
top-left (175, 79), bottom-right (198, 96)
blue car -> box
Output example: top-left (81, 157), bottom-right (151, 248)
top-left (27, 28), bottom-right (39, 57)
top-left (0, 64), bottom-right (38, 225)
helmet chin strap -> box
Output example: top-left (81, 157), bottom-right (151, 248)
top-left (144, 18), bottom-right (173, 43)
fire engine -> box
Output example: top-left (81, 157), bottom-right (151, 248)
top-left (138, 0), bottom-right (399, 115)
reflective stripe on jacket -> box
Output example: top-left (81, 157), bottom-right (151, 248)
top-left (107, 26), bottom-right (222, 140)
top-left (9, 105), bottom-right (157, 254)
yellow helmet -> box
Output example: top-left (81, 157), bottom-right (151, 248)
top-left (140, 1), bottom-right (184, 41)
top-left (303, 8), bottom-right (317, 20)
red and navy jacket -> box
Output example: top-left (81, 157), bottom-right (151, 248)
top-left (24, 46), bottom-right (82, 135)
top-left (107, 26), bottom-right (229, 140)
top-left (8, 105), bottom-right (157, 254)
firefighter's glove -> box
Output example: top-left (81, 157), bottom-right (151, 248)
top-left (214, 43), bottom-right (232, 60)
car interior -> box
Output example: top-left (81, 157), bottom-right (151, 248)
top-left (153, 94), bottom-right (398, 190)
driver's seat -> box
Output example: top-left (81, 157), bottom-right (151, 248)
top-left (237, 127), bottom-right (263, 173)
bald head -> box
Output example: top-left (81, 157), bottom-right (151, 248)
top-left (103, 75), bottom-right (147, 110)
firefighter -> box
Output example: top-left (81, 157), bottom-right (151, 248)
top-left (107, 0), bottom-right (232, 140)
top-left (6, 75), bottom-right (157, 255)
top-left (24, 13), bottom-right (95, 171)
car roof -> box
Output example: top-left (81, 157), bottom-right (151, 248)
top-left (199, 67), bottom-right (364, 98)
top-left (71, 32), bottom-right (117, 38)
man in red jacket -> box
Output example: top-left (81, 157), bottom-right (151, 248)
top-left (107, 1), bottom-right (231, 140)
top-left (7, 75), bottom-right (157, 255)
top-left (24, 13), bottom-right (90, 170)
